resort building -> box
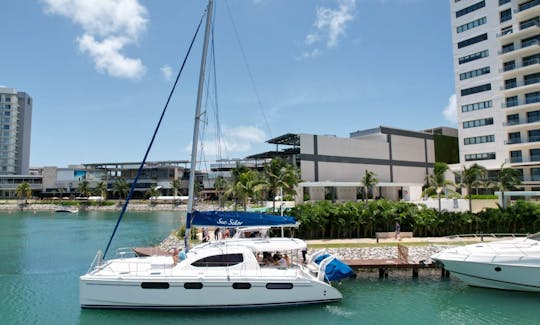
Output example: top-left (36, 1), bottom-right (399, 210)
top-left (248, 126), bottom-right (458, 203)
top-left (449, 0), bottom-right (540, 188)
top-left (0, 87), bottom-right (32, 175)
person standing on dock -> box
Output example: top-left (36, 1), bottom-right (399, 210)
top-left (395, 222), bottom-right (401, 240)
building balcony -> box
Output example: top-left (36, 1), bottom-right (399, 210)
top-left (502, 99), bottom-right (540, 111)
top-left (498, 24), bottom-right (540, 42)
top-left (501, 80), bottom-right (540, 95)
top-left (503, 117), bottom-right (540, 128)
top-left (515, 0), bottom-right (540, 21)
top-left (505, 135), bottom-right (540, 145)
top-left (500, 59), bottom-right (540, 77)
top-left (498, 40), bottom-right (540, 59)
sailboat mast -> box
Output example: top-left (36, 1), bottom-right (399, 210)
top-left (185, 0), bottom-right (214, 250)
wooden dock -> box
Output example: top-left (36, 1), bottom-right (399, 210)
top-left (342, 245), bottom-right (449, 279)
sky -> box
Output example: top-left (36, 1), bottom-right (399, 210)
top-left (1, 0), bottom-right (456, 168)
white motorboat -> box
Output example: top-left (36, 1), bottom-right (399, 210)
top-left (431, 233), bottom-right (540, 292)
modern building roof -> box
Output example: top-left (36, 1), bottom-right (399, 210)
top-left (349, 126), bottom-right (434, 140)
top-left (266, 133), bottom-right (300, 146)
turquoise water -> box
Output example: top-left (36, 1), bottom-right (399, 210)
top-left (1, 211), bottom-right (539, 325)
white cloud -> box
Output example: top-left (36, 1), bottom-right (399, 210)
top-left (187, 125), bottom-right (267, 158)
top-left (443, 94), bottom-right (458, 124)
top-left (160, 64), bottom-right (173, 81)
top-left (41, 0), bottom-right (148, 80)
top-left (303, 0), bottom-right (356, 54)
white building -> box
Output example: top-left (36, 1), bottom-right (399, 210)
top-left (248, 127), bottom-right (445, 202)
top-left (450, 0), bottom-right (540, 188)
top-left (0, 87), bottom-right (32, 175)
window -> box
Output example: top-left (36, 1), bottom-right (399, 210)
top-left (501, 26), bottom-right (513, 36)
top-left (458, 33), bottom-right (488, 49)
top-left (523, 54), bottom-right (540, 67)
top-left (524, 72), bottom-right (540, 85)
top-left (464, 134), bottom-right (495, 145)
top-left (184, 282), bottom-right (203, 289)
top-left (232, 283), bottom-right (251, 289)
top-left (460, 66), bottom-right (490, 80)
top-left (519, 0), bottom-right (540, 12)
top-left (532, 168), bottom-right (540, 181)
top-left (461, 83), bottom-right (491, 96)
top-left (141, 282), bottom-right (170, 289)
top-left (3, 125), bottom-right (9, 130)
top-left (5, 97), bottom-right (10, 103)
top-left (526, 91), bottom-right (540, 104)
top-left (506, 96), bottom-right (519, 107)
top-left (507, 113), bottom-right (520, 125)
top-left (462, 100), bottom-right (492, 112)
top-left (508, 132), bottom-right (522, 144)
top-left (502, 43), bottom-right (515, 54)
top-left (465, 152), bottom-right (496, 161)
top-left (530, 149), bottom-right (540, 161)
top-left (505, 78), bottom-right (517, 89)
top-left (500, 9), bottom-right (512, 23)
top-left (520, 17), bottom-right (540, 30)
top-left (456, 1), bottom-right (485, 18)
top-left (499, 0), bottom-right (510, 5)
top-left (463, 117), bottom-right (494, 128)
top-left (527, 110), bottom-right (540, 123)
top-left (510, 150), bottom-right (523, 163)
top-left (503, 60), bottom-right (516, 71)
top-left (266, 283), bottom-right (294, 290)
top-left (521, 35), bottom-right (540, 48)
top-left (459, 50), bottom-right (489, 64)
top-left (528, 129), bottom-right (540, 142)
top-left (191, 253), bottom-right (244, 267)
top-left (457, 17), bottom-right (487, 33)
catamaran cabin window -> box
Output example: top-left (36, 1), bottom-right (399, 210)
top-left (266, 283), bottom-right (294, 290)
top-left (191, 253), bottom-right (244, 267)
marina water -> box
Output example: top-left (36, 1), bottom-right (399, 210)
top-left (1, 211), bottom-right (539, 324)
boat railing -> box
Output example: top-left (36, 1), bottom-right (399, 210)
top-left (87, 250), bottom-right (103, 273)
top-left (447, 233), bottom-right (532, 256)
top-left (115, 247), bottom-right (137, 258)
top-left (446, 233), bottom-right (529, 241)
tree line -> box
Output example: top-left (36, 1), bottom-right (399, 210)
top-left (290, 200), bottom-right (540, 239)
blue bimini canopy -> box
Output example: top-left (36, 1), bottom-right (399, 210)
top-left (187, 210), bottom-right (297, 228)
top-left (314, 254), bottom-right (355, 282)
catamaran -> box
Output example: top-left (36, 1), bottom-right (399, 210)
top-left (79, 0), bottom-right (353, 309)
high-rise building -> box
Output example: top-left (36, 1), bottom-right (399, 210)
top-left (450, 0), bottom-right (540, 186)
top-left (0, 87), bottom-right (32, 174)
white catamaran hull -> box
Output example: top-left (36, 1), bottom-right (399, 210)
top-left (80, 277), bottom-right (341, 308)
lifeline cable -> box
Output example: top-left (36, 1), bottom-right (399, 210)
top-left (102, 9), bottom-right (207, 260)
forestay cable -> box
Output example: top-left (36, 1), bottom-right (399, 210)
top-left (102, 9), bottom-right (207, 259)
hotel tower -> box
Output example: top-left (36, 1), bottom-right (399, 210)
top-left (450, 0), bottom-right (540, 187)
top-left (0, 87), bottom-right (32, 175)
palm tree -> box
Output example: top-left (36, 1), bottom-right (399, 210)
top-left (112, 177), bottom-right (129, 203)
top-left (77, 180), bottom-right (91, 198)
top-left (145, 184), bottom-right (161, 205)
top-left (225, 169), bottom-right (263, 211)
top-left (263, 158), bottom-right (301, 212)
top-left (457, 163), bottom-right (487, 212)
top-left (95, 181), bottom-right (108, 201)
top-left (361, 170), bottom-right (378, 203)
top-left (171, 178), bottom-right (182, 205)
top-left (16, 182), bottom-right (32, 204)
top-left (494, 164), bottom-right (522, 208)
top-left (424, 162), bottom-right (453, 214)
top-left (213, 175), bottom-right (227, 208)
